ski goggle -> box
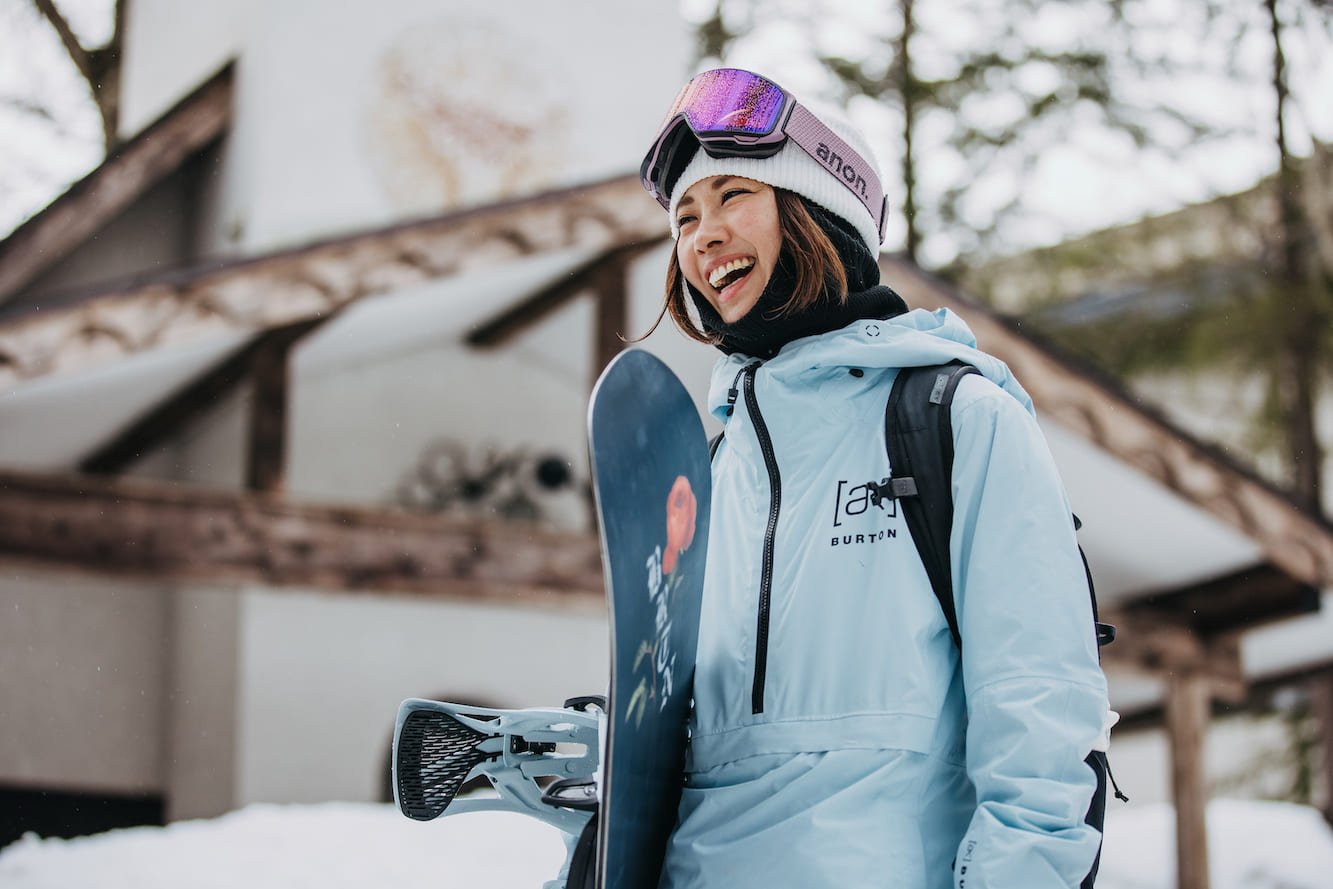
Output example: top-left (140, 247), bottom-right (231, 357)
top-left (640, 68), bottom-right (888, 241)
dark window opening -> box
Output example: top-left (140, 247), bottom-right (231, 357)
top-left (0, 785), bottom-right (165, 851)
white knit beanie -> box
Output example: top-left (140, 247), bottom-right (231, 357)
top-left (667, 102), bottom-right (885, 256)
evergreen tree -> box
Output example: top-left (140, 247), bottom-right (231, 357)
top-left (687, 0), bottom-right (1220, 268)
top-left (1264, 0), bottom-right (1330, 511)
top-left (1011, 0), bottom-right (1331, 512)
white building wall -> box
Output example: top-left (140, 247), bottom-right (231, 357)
top-left (226, 0), bottom-right (685, 253)
top-left (118, 0), bottom-right (250, 138)
top-left (234, 589), bottom-right (610, 806)
top-left (0, 571), bottom-right (171, 795)
top-left (165, 586), bottom-right (242, 822)
top-left (283, 245), bottom-right (718, 510)
top-left (119, 0), bottom-right (691, 257)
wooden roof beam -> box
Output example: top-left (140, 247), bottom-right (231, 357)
top-left (464, 239), bottom-right (664, 350)
top-left (0, 470), bottom-right (604, 607)
top-left (1100, 610), bottom-right (1245, 698)
top-left (1124, 562), bottom-right (1321, 638)
top-left (0, 176), bottom-right (667, 390)
top-left (0, 65), bottom-right (235, 304)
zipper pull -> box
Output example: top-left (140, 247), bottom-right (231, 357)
top-left (727, 365), bottom-right (748, 406)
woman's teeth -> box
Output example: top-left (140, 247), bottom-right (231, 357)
top-left (708, 258), bottom-right (756, 290)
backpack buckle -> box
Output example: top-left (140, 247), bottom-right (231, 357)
top-left (867, 477), bottom-right (919, 507)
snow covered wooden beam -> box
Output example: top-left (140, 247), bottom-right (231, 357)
top-left (0, 175), bottom-right (667, 389)
top-left (885, 257), bottom-right (1333, 592)
top-left (0, 471), bottom-right (605, 607)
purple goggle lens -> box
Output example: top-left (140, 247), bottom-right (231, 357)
top-left (662, 68), bottom-right (789, 139)
top-left (641, 69), bottom-right (794, 210)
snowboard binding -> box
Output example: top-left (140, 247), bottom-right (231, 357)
top-left (392, 696), bottom-right (605, 838)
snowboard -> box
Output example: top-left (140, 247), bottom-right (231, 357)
top-left (587, 349), bottom-right (712, 889)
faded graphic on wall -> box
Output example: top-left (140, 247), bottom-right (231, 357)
top-left (363, 17), bottom-right (571, 216)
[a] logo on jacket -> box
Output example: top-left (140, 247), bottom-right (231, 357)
top-left (830, 479), bottom-right (899, 548)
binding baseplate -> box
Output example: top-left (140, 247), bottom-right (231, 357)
top-left (392, 696), bottom-right (604, 837)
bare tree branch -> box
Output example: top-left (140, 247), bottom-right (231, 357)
top-left (1, 95), bottom-right (58, 124)
top-left (28, 0), bottom-right (121, 147)
top-left (29, 0), bottom-right (93, 82)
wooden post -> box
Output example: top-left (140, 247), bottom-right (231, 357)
top-left (245, 320), bottom-right (324, 492)
top-left (1165, 669), bottom-right (1212, 889)
top-left (592, 256), bottom-right (629, 380)
top-left (1311, 671), bottom-right (1333, 824)
top-left (247, 334), bottom-right (293, 493)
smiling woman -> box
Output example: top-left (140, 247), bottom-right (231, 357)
top-left (628, 68), bottom-right (1114, 889)
top-left (637, 70), bottom-right (894, 359)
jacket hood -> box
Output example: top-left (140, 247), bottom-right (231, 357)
top-left (706, 307), bottom-right (1033, 422)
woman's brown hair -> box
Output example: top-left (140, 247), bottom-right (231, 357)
top-left (636, 189), bottom-right (848, 346)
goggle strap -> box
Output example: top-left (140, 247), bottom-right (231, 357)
top-left (785, 103), bottom-right (887, 242)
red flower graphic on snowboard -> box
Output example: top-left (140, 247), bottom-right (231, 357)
top-left (662, 475), bottom-right (697, 575)
top-left (628, 475), bottom-right (698, 728)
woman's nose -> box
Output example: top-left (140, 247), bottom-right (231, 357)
top-left (693, 210), bottom-right (728, 250)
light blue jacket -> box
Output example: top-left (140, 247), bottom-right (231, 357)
top-left (661, 309), bottom-right (1109, 889)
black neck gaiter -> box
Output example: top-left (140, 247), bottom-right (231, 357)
top-left (689, 200), bottom-right (909, 359)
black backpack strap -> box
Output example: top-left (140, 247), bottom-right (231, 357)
top-left (876, 362), bottom-right (1118, 654)
top-left (879, 362), bottom-right (979, 650)
top-left (708, 431), bottom-right (725, 461)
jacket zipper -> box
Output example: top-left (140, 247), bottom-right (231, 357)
top-left (733, 361), bottom-right (781, 714)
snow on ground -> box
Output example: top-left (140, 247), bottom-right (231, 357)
top-left (0, 804), bottom-right (568, 889)
top-left (1, 797), bottom-right (1331, 889)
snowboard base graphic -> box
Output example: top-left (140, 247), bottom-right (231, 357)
top-left (588, 349), bottom-right (711, 889)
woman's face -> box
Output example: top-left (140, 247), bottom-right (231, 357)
top-left (675, 176), bottom-right (782, 325)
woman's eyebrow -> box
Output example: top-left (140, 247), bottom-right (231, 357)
top-left (678, 177), bottom-right (740, 211)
